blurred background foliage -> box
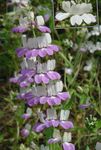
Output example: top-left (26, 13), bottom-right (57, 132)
top-left (0, 0), bottom-right (101, 150)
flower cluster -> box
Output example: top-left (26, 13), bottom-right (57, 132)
top-left (10, 2), bottom-right (75, 150)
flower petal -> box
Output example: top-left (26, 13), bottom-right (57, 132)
top-left (63, 142), bottom-right (75, 150)
top-left (60, 121), bottom-right (74, 129)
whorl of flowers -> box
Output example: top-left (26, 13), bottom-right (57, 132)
top-left (10, 2), bottom-right (75, 150)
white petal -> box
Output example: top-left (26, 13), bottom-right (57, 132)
top-left (62, 1), bottom-right (71, 12)
top-left (55, 12), bottom-right (70, 21)
top-left (36, 16), bottom-right (45, 26)
top-left (82, 14), bottom-right (92, 24)
top-left (70, 15), bottom-right (82, 26)
top-left (63, 132), bottom-right (72, 143)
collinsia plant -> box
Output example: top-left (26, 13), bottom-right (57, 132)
top-left (10, 1), bottom-right (75, 150)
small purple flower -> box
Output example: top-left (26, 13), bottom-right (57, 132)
top-left (25, 49), bottom-right (39, 58)
top-left (12, 26), bottom-right (28, 33)
top-left (57, 92), bottom-right (70, 100)
top-left (32, 123), bottom-right (46, 132)
top-left (37, 26), bottom-right (51, 33)
top-left (22, 113), bottom-right (31, 120)
top-left (48, 138), bottom-right (61, 144)
top-left (44, 14), bottom-right (50, 22)
top-left (16, 48), bottom-right (28, 57)
top-left (21, 69), bottom-right (35, 77)
top-left (34, 74), bottom-right (49, 84)
top-left (60, 121), bottom-right (74, 129)
top-left (46, 71), bottom-right (61, 80)
top-left (62, 142), bottom-right (75, 150)
top-left (21, 128), bottom-right (29, 138)
top-left (79, 104), bottom-right (91, 110)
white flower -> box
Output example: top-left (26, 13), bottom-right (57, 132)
top-left (95, 142), bottom-right (101, 150)
top-left (65, 68), bottom-right (73, 75)
top-left (84, 60), bottom-right (92, 71)
top-left (55, 1), bottom-right (96, 25)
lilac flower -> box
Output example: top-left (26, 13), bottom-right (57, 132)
top-left (33, 120), bottom-right (73, 132)
top-left (37, 26), bottom-right (51, 33)
top-left (48, 138), bottom-right (61, 144)
top-left (25, 45), bottom-right (60, 59)
top-left (57, 92), bottom-right (70, 100)
top-left (32, 123), bottom-right (46, 132)
top-left (21, 69), bottom-right (35, 77)
top-left (21, 128), bottom-right (29, 138)
top-left (44, 14), bottom-right (50, 22)
top-left (79, 104), bottom-right (91, 110)
top-left (22, 113), bottom-right (31, 120)
top-left (60, 121), bottom-right (73, 129)
top-left (16, 47), bottom-right (28, 57)
top-left (62, 142), bottom-right (75, 150)
top-left (12, 26), bottom-right (28, 33)
top-left (34, 71), bottom-right (61, 84)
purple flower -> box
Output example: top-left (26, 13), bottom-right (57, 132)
top-left (21, 69), bottom-right (35, 77)
top-left (21, 128), bottom-right (29, 138)
top-left (12, 26), bottom-right (28, 33)
top-left (79, 104), bottom-right (91, 110)
top-left (25, 49), bottom-right (39, 58)
top-left (48, 138), bottom-right (61, 144)
top-left (33, 120), bottom-right (73, 132)
top-left (60, 121), bottom-right (74, 129)
top-left (57, 92), bottom-right (70, 100)
top-left (62, 142), bottom-right (75, 150)
top-left (34, 71), bottom-right (61, 84)
top-left (45, 120), bottom-right (59, 127)
top-left (9, 77), bottom-right (18, 83)
top-left (46, 71), bottom-right (61, 80)
top-left (37, 26), bottom-right (51, 33)
top-left (44, 14), bottom-right (50, 22)
top-left (22, 113), bottom-right (31, 120)
top-left (24, 45), bottom-right (60, 59)
top-left (16, 48), bottom-right (28, 57)
top-left (27, 97), bottom-right (39, 107)
top-left (32, 123), bottom-right (46, 132)
top-left (34, 74), bottom-right (49, 84)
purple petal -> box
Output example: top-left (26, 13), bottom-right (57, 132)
top-left (79, 104), bottom-right (91, 110)
top-left (57, 92), bottom-right (70, 100)
top-left (16, 48), bottom-right (28, 57)
top-left (33, 123), bottom-right (46, 132)
top-left (9, 77), bottom-right (18, 83)
top-left (24, 92), bottom-right (33, 100)
top-left (27, 97), bottom-right (39, 106)
top-left (39, 96), bottom-right (47, 104)
top-left (21, 128), bottom-right (29, 138)
top-left (49, 45), bottom-right (60, 52)
top-left (44, 14), bottom-right (50, 22)
top-left (53, 97), bottom-right (61, 105)
top-left (63, 142), bottom-right (75, 150)
top-left (34, 74), bottom-right (42, 83)
top-left (51, 120), bottom-right (59, 127)
top-left (46, 71), bottom-right (61, 80)
top-left (48, 138), bottom-right (61, 144)
top-left (27, 77), bottom-right (34, 83)
top-left (22, 113), bottom-right (31, 120)
top-left (12, 26), bottom-right (28, 33)
top-left (45, 120), bottom-right (52, 127)
top-left (25, 50), bottom-right (38, 58)
top-left (38, 26), bottom-right (51, 33)
top-left (45, 47), bottom-right (54, 55)
top-left (20, 81), bottom-right (29, 87)
top-left (41, 74), bottom-right (49, 84)
top-left (21, 69), bottom-right (35, 77)
top-left (60, 121), bottom-right (74, 129)
top-left (38, 49), bottom-right (47, 57)
top-left (47, 97), bottom-right (56, 106)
